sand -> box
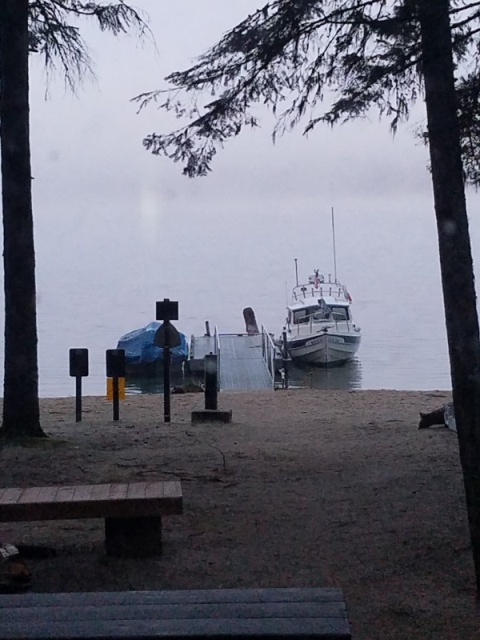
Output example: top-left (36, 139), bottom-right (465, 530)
top-left (0, 388), bottom-right (479, 639)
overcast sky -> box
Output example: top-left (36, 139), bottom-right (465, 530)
top-left (18, 0), bottom-right (480, 393)
top-left (24, 1), bottom-right (480, 322)
top-left (27, 0), bottom-right (480, 287)
top-left (28, 1), bottom-right (480, 294)
top-left (28, 0), bottom-right (442, 223)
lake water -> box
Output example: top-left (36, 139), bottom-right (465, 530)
top-left (0, 187), bottom-right (477, 398)
top-left (3, 19), bottom-right (475, 399)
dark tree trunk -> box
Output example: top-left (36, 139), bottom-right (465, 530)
top-left (418, 0), bottom-right (480, 593)
top-left (0, 0), bottom-right (44, 438)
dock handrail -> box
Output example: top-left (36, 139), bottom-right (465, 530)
top-left (214, 325), bottom-right (221, 390)
top-left (189, 334), bottom-right (195, 361)
top-left (261, 325), bottom-right (276, 388)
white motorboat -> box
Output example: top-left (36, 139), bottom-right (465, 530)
top-left (282, 270), bottom-right (361, 366)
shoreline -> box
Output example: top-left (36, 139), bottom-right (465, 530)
top-left (32, 386), bottom-right (453, 401)
top-left (33, 380), bottom-right (454, 402)
top-left (34, 388), bottom-right (453, 427)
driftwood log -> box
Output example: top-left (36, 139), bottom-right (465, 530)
top-left (418, 403), bottom-right (456, 431)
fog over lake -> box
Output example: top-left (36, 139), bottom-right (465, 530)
top-left (2, 0), bottom-right (480, 396)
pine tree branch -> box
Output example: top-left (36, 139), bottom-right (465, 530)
top-left (28, 0), bottom-right (152, 91)
top-left (133, 0), bottom-right (480, 182)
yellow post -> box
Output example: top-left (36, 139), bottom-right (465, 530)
top-left (106, 377), bottom-right (125, 400)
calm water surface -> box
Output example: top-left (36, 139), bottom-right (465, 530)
top-left (9, 6), bottom-right (479, 398)
top-left (0, 193), bottom-right (479, 398)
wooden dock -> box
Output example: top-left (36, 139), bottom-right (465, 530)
top-left (188, 331), bottom-right (275, 391)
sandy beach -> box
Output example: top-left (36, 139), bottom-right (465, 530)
top-left (0, 388), bottom-right (478, 639)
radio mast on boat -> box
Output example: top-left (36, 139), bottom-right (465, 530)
top-left (331, 206), bottom-right (337, 283)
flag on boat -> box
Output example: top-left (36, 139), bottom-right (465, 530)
top-left (314, 270), bottom-right (320, 288)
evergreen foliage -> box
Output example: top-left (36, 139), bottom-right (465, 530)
top-left (134, 0), bottom-right (480, 182)
top-left (28, 1), bottom-right (150, 89)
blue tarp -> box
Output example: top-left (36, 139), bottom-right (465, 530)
top-left (117, 321), bottom-right (188, 365)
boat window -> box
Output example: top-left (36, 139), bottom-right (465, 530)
top-left (311, 299), bottom-right (331, 322)
top-left (330, 306), bottom-right (349, 321)
top-left (293, 309), bottom-right (310, 324)
top-left (312, 309), bottom-right (331, 322)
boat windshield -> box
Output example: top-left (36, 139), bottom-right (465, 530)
top-left (292, 303), bottom-right (330, 324)
top-left (330, 306), bottom-right (350, 321)
top-left (292, 303), bottom-right (350, 324)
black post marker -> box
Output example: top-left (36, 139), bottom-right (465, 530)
top-left (204, 353), bottom-right (218, 410)
top-left (75, 377), bottom-right (82, 422)
top-left (69, 348), bottom-right (89, 422)
top-left (155, 298), bottom-right (180, 424)
top-left (282, 329), bottom-right (289, 390)
top-left (113, 376), bottom-right (120, 421)
top-left (106, 349), bottom-right (125, 421)
top-left (163, 320), bottom-right (171, 423)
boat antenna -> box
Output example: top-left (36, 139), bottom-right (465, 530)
top-left (331, 206), bottom-right (337, 283)
top-left (294, 257), bottom-right (299, 286)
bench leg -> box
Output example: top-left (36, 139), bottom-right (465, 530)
top-left (104, 516), bottom-right (162, 557)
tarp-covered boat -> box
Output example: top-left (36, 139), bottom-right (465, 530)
top-left (117, 321), bottom-right (188, 377)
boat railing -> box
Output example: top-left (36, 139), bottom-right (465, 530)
top-left (261, 325), bottom-right (276, 388)
top-left (292, 284), bottom-right (347, 301)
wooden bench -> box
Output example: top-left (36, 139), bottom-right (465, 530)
top-left (0, 481), bottom-right (182, 557)
top-left (0, 587), bottom-right (351, 639)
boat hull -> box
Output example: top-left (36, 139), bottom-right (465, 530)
top-left (287, 330), bottom-right (361, 366)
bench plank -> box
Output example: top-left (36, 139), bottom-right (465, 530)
top-left (0, 482), bottom-right (182, 522)
top-left (18, 487), bottom-right (42, 503)
top-left (164, 481), bottom-right (182, 498)
top-left (0, 588), bottom-right (346, 607)
top-left (72, 485), bottom-right (96, 502)
top-left (127, 482), bottom-right (147, 499)
top-left (55, 486), bottom-right (76, 503)
top-left (0, 602), bottom-right (347, 622)
top-left (146, 482), bottom-right (165, 498)
top-left (90, 483), bottom-right (112, 501)
top-left (0, 618), bottom-right (351, 639)
top-left (35, 486), bottom-right (60, 503)
top-left (0, 588), bottom-right (351, 639)
top-left (1, 488), bottom-right (23, 504)
top-left (109, 484), bottom-right (129, 500)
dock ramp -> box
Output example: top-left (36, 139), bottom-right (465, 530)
top-left (188, 327), bottom-right (276, 390)
top-left (219, 333), bottom-right (273, 390)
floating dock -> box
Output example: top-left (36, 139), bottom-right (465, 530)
top-left (188, 328), bottom-right (278, 391)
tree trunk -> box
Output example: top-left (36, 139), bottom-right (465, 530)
top-left (0, 0), bottom-right (44, 438)
top-left (418, 0), bottom-right (480, 593)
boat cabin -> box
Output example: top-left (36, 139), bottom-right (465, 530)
top-left (287, 296), bottom-right (351, 327)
